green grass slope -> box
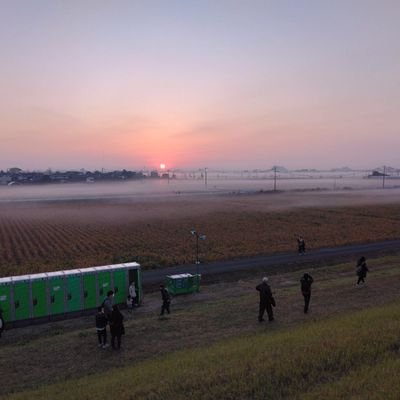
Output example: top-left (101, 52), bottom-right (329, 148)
top-left (6, 302), bottom-right (400, 400)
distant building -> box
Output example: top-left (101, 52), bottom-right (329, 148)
top-left (0, 167), bottom-right (149, 185)
top-left (368, 170), bottom-right (388, 177)
top-left (0, 175), bottom-right (12, 185)
top-left (8, 167), bottom-right (22, 174)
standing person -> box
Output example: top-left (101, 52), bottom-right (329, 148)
top-left (103, 290), bottom-right (114, 321)
top-left (95, 306), bottom-right (109, 348)
top-left (110, 305), bottom-right (125, 350)
top-left (256, 277), bottom-right (275, 322)
top-left (160, 284), bottom-right (171, 316)
top-left (126, 296), bottom-right (132, 313)
top-left (297, 237), bottom-right (306, 255)
top-left (0, 310), bottom-right (4, 338)
top-left (129, 281), bottom-right (137, 308)
top-left (300, 273), bottom-right (314, 314)
top-left (356, 256), bottom-right (369, 285)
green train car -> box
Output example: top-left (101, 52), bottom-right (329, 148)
top-left (0, 262), bottom-right (141, 326)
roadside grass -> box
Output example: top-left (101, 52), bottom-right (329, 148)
top-left (301, 357), bottom-right (400, 400)
top-left (1, 255), bottom-right (400, 398)
top-left (6, 302), bottom-right (400, 400)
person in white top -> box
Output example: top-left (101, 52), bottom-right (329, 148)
top-left (129, 282), bottom-right (137, 308)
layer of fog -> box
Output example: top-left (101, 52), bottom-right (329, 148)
top-left (0, 171), bottom-right (399, 209)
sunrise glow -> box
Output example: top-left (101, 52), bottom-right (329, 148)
top-left (0, 2), bottom-right (399, 171)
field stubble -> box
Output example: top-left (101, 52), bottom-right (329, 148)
top-left (1, 193), bottom-right (400, 276)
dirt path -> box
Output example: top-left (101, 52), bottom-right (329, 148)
top-left (1, 255), bottom-right (400, 397)
top-left (141, 239), bottom-right (400, 285)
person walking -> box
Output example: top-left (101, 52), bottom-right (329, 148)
top-left (126, 296), bottom-right (133, 313)
top-left (256, 277), bottom-right (275, 322)
top-left (110, 305), bottom-right (125, 350)
top-left (300, 273), bottom-right (314, 313)
top-left (356, 256), bottom-right (369, 285)
top-left (95, 306), bottom-right (109, 348)
top-left (160, 284), bottom-right (171, 316)
top-left (297, 237), bottom-right (306, 255)
top-left (129, 281), bottom-right (137, 308)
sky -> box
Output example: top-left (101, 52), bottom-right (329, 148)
top-left (1, 0), bottom-right (399, 171)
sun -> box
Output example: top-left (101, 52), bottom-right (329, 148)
top-left (160, 163), bottom-right (166, 170)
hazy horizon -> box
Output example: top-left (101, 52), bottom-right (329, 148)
top-left (1, 1), bottom-right (399, 171)
top-left (2, 164), bottom-right (398, 173)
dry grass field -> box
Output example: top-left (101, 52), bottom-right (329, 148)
top-left (2, 254), bottom-right (400, 399)
top-left (1, 189), bottom-right (400, 276)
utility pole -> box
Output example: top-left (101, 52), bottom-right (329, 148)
top-left (273, 166), bottom-right (277, 192)
top-left (383, 165), bottom-right (386, 189)
top-left (190, 229), bottom-right (206, 275)
top-left (204, 167), bottom-right (208, 188)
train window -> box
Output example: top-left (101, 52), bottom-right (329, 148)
top-left (15, 300), bottom-right (20, 308)
top-left (50, 295), bottom-right (55, 304)
top-left (67, 293), bottom-right (72, 301)
top-left (114, 286), bottom-right (119, 293)
top-left (99, 288), bottom-right (104, 296)
top-left (33, 298), bottom-right (37, 306)
top-left (84, 290), bottom-right (88, 298)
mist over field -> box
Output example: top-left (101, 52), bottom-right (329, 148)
top-left (1, 169), bottom-right (400, 277)
top-left (0, 171), bottom-right (399, 205)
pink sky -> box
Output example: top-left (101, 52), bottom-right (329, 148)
top-left (1, 1), bottom-right (399, 171)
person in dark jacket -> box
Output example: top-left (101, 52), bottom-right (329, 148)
top-left (300, 273), bottom-right (314, 313)
top-left (356, 256), bottom-right (369, 285)
top-left (103, 290), bottom-right (114, 321)
top-left (297, 237), bottom-right (306, 255)
top-left (160, 284), bottom-right (171, 316)
top-left (256, 277), bottom-right (275, 322)
top-left (110, 305), bottom-right (125, 350)
top-left (95, 306), bottom-right (108, 348)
